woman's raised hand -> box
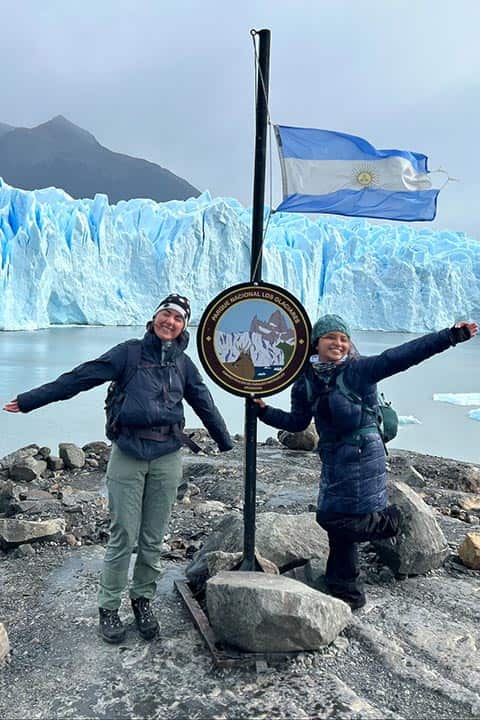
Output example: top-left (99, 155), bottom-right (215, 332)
top-left (453, 321), bottom-right (479, 342)
top-left (456, 321), bottom-right (479, 337)
top-left (3, 399), bottom-right (20, 413)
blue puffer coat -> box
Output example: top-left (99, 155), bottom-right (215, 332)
top-left (259, 329), bottom-right (454, 515)
top-left (17, 330), bottom-right (233, 461)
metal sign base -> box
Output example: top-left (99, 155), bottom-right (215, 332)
top-left (174, 579), bottom-right (300, 670)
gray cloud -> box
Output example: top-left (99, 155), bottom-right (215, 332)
top-left (3, 0), bottom-right (479, 235)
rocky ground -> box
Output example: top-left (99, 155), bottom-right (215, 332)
top-left (0, 432), bottom-right (479, 720)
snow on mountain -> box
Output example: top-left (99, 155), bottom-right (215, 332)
top-left (1, 178), bottom-right (479, 331)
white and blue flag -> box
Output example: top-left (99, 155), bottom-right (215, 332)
top-left (274, 125), bottom-right (439, 221)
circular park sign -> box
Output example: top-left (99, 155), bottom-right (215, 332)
top-left (197, 282), bottom-right (311, 397)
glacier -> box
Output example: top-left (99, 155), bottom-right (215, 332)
top-left (1, 178), bottom-right (480, 332)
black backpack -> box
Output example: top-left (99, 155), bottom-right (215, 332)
top-left (305, 366), bottom-right (398, 449)
top-left (104, 341), bottom-right (142, 441)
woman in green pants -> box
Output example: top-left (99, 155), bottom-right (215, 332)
top-left (4, 294), bottom-right (233, 642)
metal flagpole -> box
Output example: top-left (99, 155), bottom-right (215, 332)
top-left (240, 28), bottom-right (271, 571)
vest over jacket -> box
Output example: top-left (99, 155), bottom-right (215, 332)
top-left (17, 330), bottom-right (233, 461)
top-left (259, 329), bottom-right (454, 515)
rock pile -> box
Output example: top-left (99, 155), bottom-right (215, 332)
top-left (0, 441), bottom-right (111, 551)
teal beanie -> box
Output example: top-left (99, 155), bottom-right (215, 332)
top-left (311, 314), bottom-right (351, 345)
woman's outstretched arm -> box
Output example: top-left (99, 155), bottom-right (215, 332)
top-left (352, 321), bottom-right (478, 386)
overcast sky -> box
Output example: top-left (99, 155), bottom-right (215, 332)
top-left (3, 0), bottom-right (480, 237)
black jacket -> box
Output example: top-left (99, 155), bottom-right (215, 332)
top-left (17, 330), bottom-right (233, 461)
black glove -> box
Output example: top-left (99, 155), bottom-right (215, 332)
top-left (449, 324), bottom-right (471, 345)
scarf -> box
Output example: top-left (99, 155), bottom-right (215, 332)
top-left (309, 354), bottom-right (347, 382)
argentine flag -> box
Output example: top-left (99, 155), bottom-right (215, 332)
top-left (274, 125), bottom-right (439, 221)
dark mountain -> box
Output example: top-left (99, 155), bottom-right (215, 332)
top-left (0, 115), bottom-right (200, 203)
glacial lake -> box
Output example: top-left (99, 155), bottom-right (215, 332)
top-left (0, 326), bottom-right (479, 464)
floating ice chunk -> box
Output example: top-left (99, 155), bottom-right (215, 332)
top-left (468, 409), bottom-right (480, 422)
top-left (433, 393), bottom-right (480, 406)
top-left (398, 415), bottom-right (422, 425)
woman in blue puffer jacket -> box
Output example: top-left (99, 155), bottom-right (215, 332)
top-left (4, 294), bottom-right (233, 642)
top-left (255, 314), bottom-right (478, 609)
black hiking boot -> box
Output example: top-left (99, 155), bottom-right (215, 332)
top-left (131, 597), bottom-right (159, 640)
top-left (98, 608), bottom-right (126, 643)
top-left (326, 586), bottom-right (366, 611)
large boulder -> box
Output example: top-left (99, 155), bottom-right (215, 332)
top-left (374, 480), bottom-right (448, 576)
top-left (9, 457), bottom-right (47, 482)
top-left (58, 443), bottom-right (85, 469)
top-left (186, 512), bottom-right (329, 588)
top-left (0, 445), bottom-right (38, 471)
top-left (0, 518), bottom-right (66, 545)
top-left (278, 423), bottom-right (319, 451)
top-left (206, 571), bottom-right (351, 652)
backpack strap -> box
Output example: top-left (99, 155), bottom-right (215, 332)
top-left (118, 340), bottom-right (143, 390)
top-left (176, 353), bottom-right (186, 383)
top-left (335, 370), bottom-right (363, 405)
top-left (335, 367), bottom-right (389, 453)
top-left (335, 367), bottom-right (377, 421)
top-left (133, 352), bottom-right (202, 454)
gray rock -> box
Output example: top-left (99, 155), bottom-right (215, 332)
top-left (400, 465), bottom-right (426, 488)
top-left (9, 457), bottom-right (47, 482)
top-left (2, 484), bottom-right (60, 516)
top-left (58, 443), bottom-right (85, 469)
top-left (0, 480), bottom-right (15, 514)
top-left (0, 623), bottom-right (9, 663)
top-left (47, 456), bottom-right (64, 472)
top-left (278, 423), bottom-right (319, 451)
top-left (194, 500), bottom-right (226, 516)
top-left (37, 447), bottom-right (51, 460)
top-left (82, 441), bottom-right (109, 454)
top-left (61, 487), bottom-right (98, 506)
top-left (187, 511), bottom-right (329, 587)
top-left (462, 466), bottom-right (480, 493)
top-left (374, 480), bottom-right (449, 576)
top-left (206, 550), bottom-right (279, 577)
top-left (206, 571), bottom-right (351, 652)
top-left (458, 532), bottom-right (480, 570)
top-left (284, 557), bottom-right (327, 588)
top-left (0, 518), bottom-right (66, 545)
top-left (11, 543), bottom-right (36, 558)
top-left (0, 445), bottom-right (38, 471)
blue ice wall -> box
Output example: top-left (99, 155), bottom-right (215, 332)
top-left (1, 178), bottom-right (479, 331)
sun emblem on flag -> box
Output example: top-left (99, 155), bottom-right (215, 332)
top-left (353, 165), bottom-right (378, 188)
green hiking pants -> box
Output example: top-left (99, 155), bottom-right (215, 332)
top-left (97, 443), bottom-right (182, 610)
